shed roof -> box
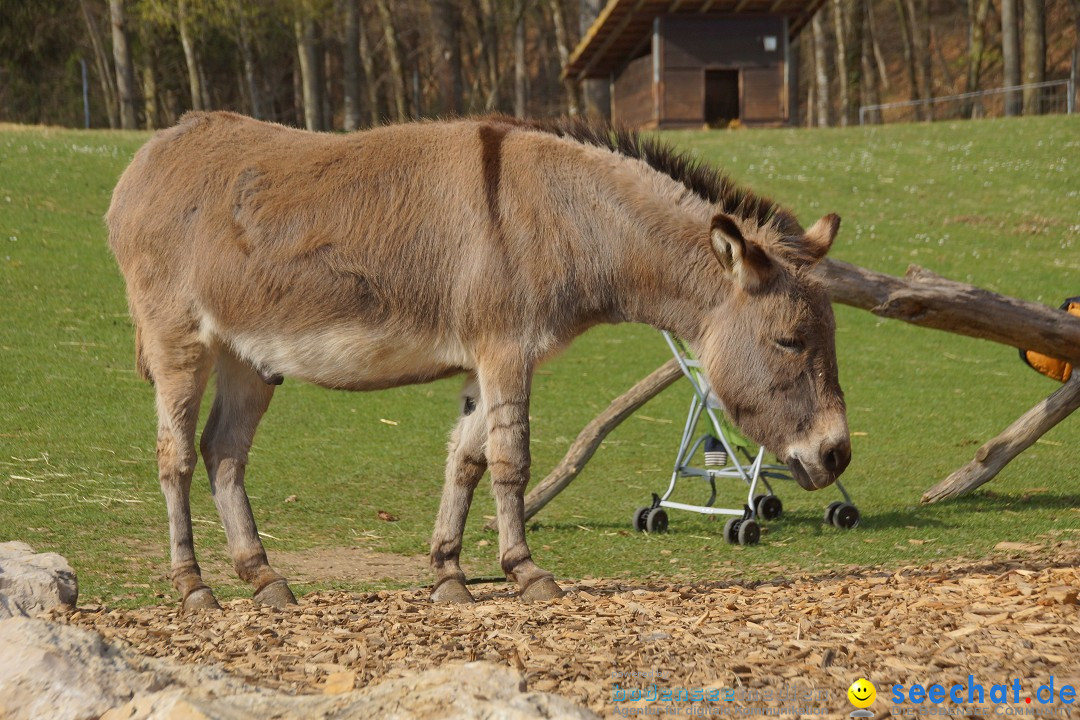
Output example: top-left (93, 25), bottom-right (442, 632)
top-left (564, 0), bottom-right (825, 80)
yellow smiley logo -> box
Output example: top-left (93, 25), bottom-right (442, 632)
top-left (848, 678), bottom-right (876, 709)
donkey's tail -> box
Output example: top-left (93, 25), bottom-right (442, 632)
top-left (134, 320), bottom-right (153, 384)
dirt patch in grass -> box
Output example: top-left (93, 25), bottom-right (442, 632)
top-left (54, 543), bottom-right (1080, 718)
top-left (271, 546), bottom-right (434, 586)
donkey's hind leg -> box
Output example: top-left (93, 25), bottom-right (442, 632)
top-left (200, 350), bottom-right (296, 608)
top-left (148, 335), bottom-right (217, 613)
top-left (430, 376), bottom-right (487, 603)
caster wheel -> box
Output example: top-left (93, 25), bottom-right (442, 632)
top-left (737, 519), bottom-right (760, 546)
top-left (754, 494), bottom-right (783, 521)
top-left (831, 503), bottom-right (860, 529)
top-left (632, 507), bottom-right (650, 533)
top-left (824, 501), bottom-right (843, 526)
top-left (723, 517), bottom-right (741, 544)
top-left (645, 507), bottom-right (669, 533)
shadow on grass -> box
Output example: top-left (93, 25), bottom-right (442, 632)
top-left (532, 490), bottom-right (1080, 536)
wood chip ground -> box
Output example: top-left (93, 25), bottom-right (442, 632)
top-left (54, 546), bottom-right (1080, 717)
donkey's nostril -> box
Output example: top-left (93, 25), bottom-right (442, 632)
top-left (822, 439), bottom-right (851, 476)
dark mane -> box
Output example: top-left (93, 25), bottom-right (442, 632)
top-left (487, 115), bottom-right (803, 236)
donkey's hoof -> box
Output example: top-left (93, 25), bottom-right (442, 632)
top-left (254, 580), bottom-right (298, 608)
top-left (431, 579), bottom-right (475, 604)
top-left (182, 587), bottom-right (221, 614)
top-left (520, 576), bottom-right (565, 603)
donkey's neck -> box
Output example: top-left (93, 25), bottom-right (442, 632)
top-left (571, 154), bottom-right (728, 342)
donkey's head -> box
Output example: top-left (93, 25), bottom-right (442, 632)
top-left (695, 213), bottom-right (849, 490)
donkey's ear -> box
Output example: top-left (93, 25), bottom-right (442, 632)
top-left (711, 214), bottom-right (771, 290)
top-left (801, 213), bottom-right (841, 263)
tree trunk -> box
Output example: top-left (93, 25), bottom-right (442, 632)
top-left (831, 0), bottom-right (849, 125)
top-left (374, 0), bottom-right (409, 121)
top-left (138, 21), bottom-right (159, 129)
top-left (963, 0), bottom-right (991, 117)
top-left (358, 8), bottom-right (380, 126)
top-left (905, 0), bottom-right (932, 118)
top-left (475, 0), bottom-right (500, 111)
top-left (1069, 0), bottom-right (1080, 115)
top-left (343, 0), bottom-right (362, 130)
top-left (549, 0), bottom-right (581, 114)
top-left (1022, 0), bottom-right (1045, 114)
top-left (433, 0), bottom-right (464, 114)
top-left (177, 0), bottom-right (204, 112)
top-left (237, 7), bottom-right (262, 120)
top-left (893, 0), bottom-right (920, 109)
top-left (860, 0), bottom-right (881, 123)
top-left (78, 0), bottom-right (119, 128)
top-left (1002, 0), bottom-right (1021, 114)
top-left (812, 11), bottom-right (831, 126)
top-left (514, 0), bottom-right (528, 117)
top-left (109, 0), bottom-right (137, 129)
top-left (294, 13), bottom-right (325, 131)
top-left (579, 0), bottom-right (609, 118)
top-left (842, 0), bottom-right (863, 126)
top-left (866, 1), bottom-right (889, 90)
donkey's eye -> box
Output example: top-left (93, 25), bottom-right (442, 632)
top-left (776, 337), bottom-right (805, 352)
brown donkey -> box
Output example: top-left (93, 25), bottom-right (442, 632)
top-left (107, 112), bottom-right (850, 612)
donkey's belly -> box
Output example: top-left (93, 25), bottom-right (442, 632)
top-left (219, 322), bottom-right (472, 390)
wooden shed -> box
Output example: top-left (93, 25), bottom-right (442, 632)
top-left (564, 0), bottom-right (824, 129)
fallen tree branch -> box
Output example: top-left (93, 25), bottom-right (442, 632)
top-left (817, 259), bottom-right (1080, 366)
top-left (484, 358), bottom-right (683, 531)
top-left (921, 374), bottom-right (1080, 503)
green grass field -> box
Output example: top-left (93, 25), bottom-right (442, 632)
top-left (1, 116), bottom-right (1078, 607)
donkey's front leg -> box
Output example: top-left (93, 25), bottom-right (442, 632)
top-left (430, 376), bottom-right (487, 603)
top-left (478, 357), bottom-right (564, 602)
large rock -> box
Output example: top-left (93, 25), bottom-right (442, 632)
top-left (0, 541), bottom-right (78, 616)
top-left (0, 616), bottom-right (598, 720)
top-left (104, 663), bottom-right (598, 720)
top-left (0, 617), bottom-right (242, 720)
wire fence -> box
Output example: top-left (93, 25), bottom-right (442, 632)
top-left (859, 80), bottom-right (1075, 125)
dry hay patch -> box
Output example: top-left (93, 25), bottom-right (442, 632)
top-left (54, 546), bottom-right (1080, 717)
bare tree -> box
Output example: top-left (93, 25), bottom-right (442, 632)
top-left (905, 0), bottom-right (932, 118)
top-left (838, 0), bottom-right (863, 126)
top-left (514, 0), bottom-right (528, 117)
top-left (962, 0), bottom-right (991, 117)
top-left (109, 0), bottom-right (137, 128)
top-left (860, 0), bottom-right (881, 123)
top-left (433, 0), bottom-right (464, 114)
top-left (234, 3), bottom-right (262, 120)
top-left (343, 0), bottom-right (362, 129)
top-left (374, 0), bottom-right (408, 121)
top-left (1001, 0), bottom-right (1021, 114)
top-left (295, 10), bottom-right (325, 130)
top-left (831, 0), bottom-right (849, 124)
top-left (812, 10), bottom-right (831, 126)
top-left (549, 0), bottom-right (580, 114)
top-left (79, 0), bottom-right (119, 128)
top-left (1022, 0), bottom-right (1045, 114)
top-left (893, 0), bottom-right (920, 107)
top-left (176, 0), bottom-right (204, 111)
top-left (358, 6), bottom-right (380, 125)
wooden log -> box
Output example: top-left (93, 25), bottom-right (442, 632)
top-left (921, 374), bottom-right (1080, 503)
top-left (817, 259), bottom-right (1080, 366)
top-left (483, 358), bottom-right (683, 531)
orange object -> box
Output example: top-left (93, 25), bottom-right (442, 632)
top-left (1020, 297), bottom-right (1080, 382)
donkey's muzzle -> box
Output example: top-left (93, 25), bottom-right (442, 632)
top-left (787, 436), bottom-right (850, 490)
